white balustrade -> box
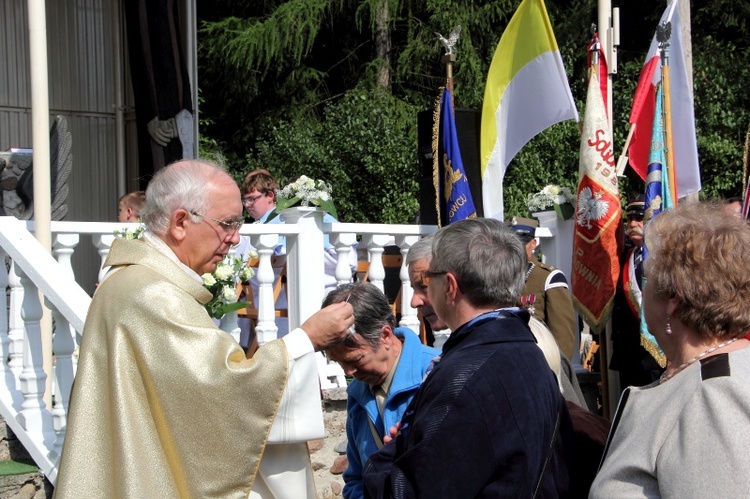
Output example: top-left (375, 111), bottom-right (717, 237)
top-left (8, 262), bottom-right (25, 375)
top-left (251, 233), bottom-right (281, 346)
top-left (0, 215), bottom-right (446, 485)
top-left (0, 250), bottom-right (11, 386)
top-left (330, 232), bottom-right (358, 286)
top-left (360, 234), bottom-right (390, 293)
top-left (48, 297), bottom-right (76, 461)
top-left (16, 267), bottom-right (54, 446)
top-left (52, 233), bottom-right (79, 281)
top-left (92, 234), bottom-right (116, 284)
top-left (395, 235), bottom-right (420, 334)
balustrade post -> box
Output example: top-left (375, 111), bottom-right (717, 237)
top-left (361, 234), bottom-right (390, 293)
top-left (395, 235), bottom-right (420, 334)
top-left (280, 208), bottom-right (325, 329)
top-left (251, 234), bottom-right (280, 346)
top-left (0, 251), bottom-right (11, 388)
top-left (330, 233), bottom-right (357, 286)
top-left (52, 234), bottom-right (79, 281)
top-left (47, 299), bottom-right (76, 461)
top-left (16, 267), bottom-right (53, 437)
top-left (49, 233), bottom-right (81, 459)
top-left (8, 261), bottom-right (25, 376)
top-left (92, 234), bottom-right (116, 284)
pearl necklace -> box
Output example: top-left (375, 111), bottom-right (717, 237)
top-left (659, 337), bottom-right (739, 384)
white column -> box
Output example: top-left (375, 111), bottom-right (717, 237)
top-left (0, 250), bottom-right (10, 385)
top-left (395, 235), bottom-right (420, 334)
top-left (28, 0), bottom-right (54, 409)
top-left (49, 302), bottom-right (76, 462)
top-left (251, 234), bottom-right (280, 346)
top-left (280, 208), bottom-right (325, 329)
top-left (330, 232), bottom-right (357, 286)
top-left (52, 233), bottom-right (79, 281)
top-left (93, 234), bottom-right (116, 284)
top-left (17, 268), bottom-right (52, 435)
top-left (8, 262), bottom-right (25, 376)
top-left (361, 234), bottom-right (390, 294)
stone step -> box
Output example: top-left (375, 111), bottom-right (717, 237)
top-left (0, 470), bottom-right (50, 499)
top-left (0, 420), bottom-right (51, 498)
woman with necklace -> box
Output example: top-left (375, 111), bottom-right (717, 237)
top-left (590, 202), bottom-right (750, 498)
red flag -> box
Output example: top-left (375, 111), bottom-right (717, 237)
top-left (572, 66), bottom-right (621, 333)
top-left (627, 0), bottom-right (701, 197)
top-left (586, 33), bottom-right (608, 117)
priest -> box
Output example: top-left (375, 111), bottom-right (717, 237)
top-left (55, 159), bottom-right (354, 498)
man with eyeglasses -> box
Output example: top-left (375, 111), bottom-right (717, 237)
top-left (610, 195), bottom-right (664, 391)
top-left (363, 218), bottom-right (572, 498)
top-left (56, 160), bottom-right (355, 498)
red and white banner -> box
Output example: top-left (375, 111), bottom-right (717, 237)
top-left (627, 0), bottom-right (701, 198)
top-left (572, 67), bottom-right (622, 333)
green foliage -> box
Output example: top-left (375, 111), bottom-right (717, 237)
top-left (692, 37), bottom-right (750, 200)
top-left (198, 0), bottom-right (750, 222)
top-left (240, 86), bottom-right (419, 223)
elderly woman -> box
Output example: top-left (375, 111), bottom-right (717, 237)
top-left (590, 203), bottom-right (750, 497)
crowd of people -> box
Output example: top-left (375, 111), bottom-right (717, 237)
top-left (56, 158), bottom-right (750, 497)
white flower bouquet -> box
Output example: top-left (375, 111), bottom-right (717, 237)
top-left (114, 224), bottom-right (145, 240)
top-left (526, 184), bottom-right (575, 221)
top-left (272, 175), bottom-right (338, 219)
top-left (201, 252), bottom-right (257, 319)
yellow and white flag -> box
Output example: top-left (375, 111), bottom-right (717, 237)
top-left (480, 0), bottom-right (578, 220)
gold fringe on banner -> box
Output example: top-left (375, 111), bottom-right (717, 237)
top-left (432, 88), bottom-right (444, 228)
top-left (641, 335), bottom-right (667, 368)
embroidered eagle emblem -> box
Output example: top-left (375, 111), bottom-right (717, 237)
top-left (443, 155), bottom-right (464, 201)
top-left (576, 187), bottom-right (609, 229)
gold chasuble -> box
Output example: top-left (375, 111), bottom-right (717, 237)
top-left (55, 238), bottom-right (304, 498)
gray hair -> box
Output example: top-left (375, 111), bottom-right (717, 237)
top-left (322, 282), bottom-right (396, 350)
top-left (431, 218), bottom-right (526, 308)
top-left (406, 234), bottom-right (434, 267)
top-left (141, 159), bottom-right (229, 234)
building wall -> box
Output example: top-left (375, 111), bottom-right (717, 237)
top-left (1, 0), bottom-right (197, 293)
top-left (0, 0), bottom-right (122, 293)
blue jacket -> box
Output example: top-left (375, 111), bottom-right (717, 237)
top-left (362, 310), bottom-right (573, 498)
top-left (342, 328), bottom-right (439, 499)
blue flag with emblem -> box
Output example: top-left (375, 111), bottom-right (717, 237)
top-left (639, 82), bottom-right (671, 368)
top-left (642, 83), bottom-right (674, 261)
top-left (435, 87), bottom-right (477, 225)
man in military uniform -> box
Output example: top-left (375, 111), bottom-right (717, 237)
top-left (507, 216), bottom-right (577, 361)
top-left (609, 196), bottom-right (663, 390)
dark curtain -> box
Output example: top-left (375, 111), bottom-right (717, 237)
top-left (124, 0), bottom-right (193, 187)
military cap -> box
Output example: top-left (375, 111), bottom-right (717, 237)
top-left (505, 216), bottom-right (538, 242)
top-left (625, 195), bottom-right (645, 218)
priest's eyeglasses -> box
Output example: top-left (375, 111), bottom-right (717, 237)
top-left (190, 211), bottom-right (245, 233)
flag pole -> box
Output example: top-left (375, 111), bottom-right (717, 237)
top-left (444, 53), bottom-right (456, 96)
top-left (658, 21), bottom-right (679, 203)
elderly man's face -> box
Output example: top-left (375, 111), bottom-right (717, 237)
top-left (327, 329), bottom-right (398, 386)
top-left (184, 176), bottom-right (243, 275)
top-left (626, 213), bottom-right (644, 248)
top-left (409, 257), bottom-right (448, 331)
